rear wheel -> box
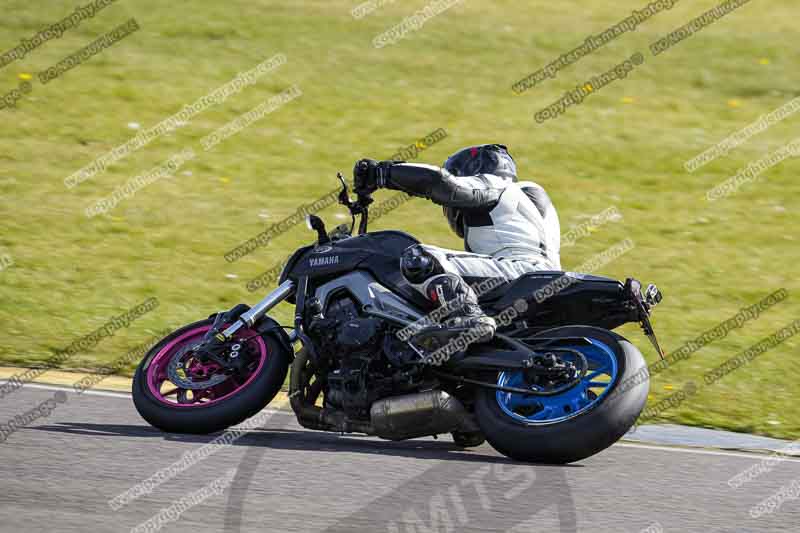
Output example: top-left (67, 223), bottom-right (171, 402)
top-left (475, 327), bottom-right (648, 464)
top-left (132, 318), bottom-right (291, 434)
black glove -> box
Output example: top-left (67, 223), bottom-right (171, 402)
top-left (353, 159), bottom-right (392, 194)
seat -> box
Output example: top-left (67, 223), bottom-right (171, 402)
top-left (475, 271), bottom-right (620, 307)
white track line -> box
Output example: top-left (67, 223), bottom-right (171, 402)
top-left (0, 380), bottom-right (289, 416)
top-left (5, 380), bottom-right (798, 462)
top-left (1, 380), bottom-right (131, 399)
top-left (615, 442), bottom-right (800, 463)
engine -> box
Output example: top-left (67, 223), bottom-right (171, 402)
top-left (296, 292), bottom-right (479, 441)
top-left (307, 293), bottom-right (414, 419)
top-left (307, 295), bottom-right (383, 357)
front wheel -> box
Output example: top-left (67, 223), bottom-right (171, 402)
top-left (475, 328), bottom-right (649, 464)
top-left (132, 318), bottom-right (291, 434)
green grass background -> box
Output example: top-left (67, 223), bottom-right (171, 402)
top-left (0, 0), bottom-right (798, 438)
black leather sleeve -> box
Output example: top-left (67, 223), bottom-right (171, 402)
top-left (381, 163), bottom-right (502, 209)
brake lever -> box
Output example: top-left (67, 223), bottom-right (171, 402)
top-left (337, 172), bottom-right (359, 234)
top-left (337, 172), bottom-right (352, 207)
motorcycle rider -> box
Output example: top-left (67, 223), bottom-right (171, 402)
top-left (353, 144), bottom-right (561, 348)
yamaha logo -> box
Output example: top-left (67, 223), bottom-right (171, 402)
top-left (310, 256), bottom-right (340, 267)
top-left (313, 245), bottom-right (333, 254)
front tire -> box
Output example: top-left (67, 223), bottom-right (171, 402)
top-left (132, 319), bottom-right (291, 434)
top-left (475, 330), bottom-right (649, 464)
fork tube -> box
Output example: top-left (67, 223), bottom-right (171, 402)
top-left (220, 279), bottom-right (295, 338)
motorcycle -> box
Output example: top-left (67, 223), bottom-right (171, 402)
top-left (132, 173), bottom-right (664, 464)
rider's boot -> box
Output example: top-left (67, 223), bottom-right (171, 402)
top-left (407, 273), bottom-right (497, 363)
top-left (429, 273), bottom-right (496, 336)
top-left (399, 244), bottom-right (496, 364)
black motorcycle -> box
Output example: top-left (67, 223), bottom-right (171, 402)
top-left (132, 173), bottom-right (663, 464)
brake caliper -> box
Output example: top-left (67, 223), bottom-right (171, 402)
top-left (525, 352), bottom-right (579, 389)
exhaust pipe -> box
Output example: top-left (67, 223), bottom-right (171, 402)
top-left (370, 390), bottom-right (479, 441)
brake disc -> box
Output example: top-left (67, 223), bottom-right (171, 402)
top-left (166, 343), bottom-right (230, 390)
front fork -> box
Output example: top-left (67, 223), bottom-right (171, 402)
top-left (214, 279), bottom-right (297, 342)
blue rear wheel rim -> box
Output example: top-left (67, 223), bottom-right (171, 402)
top-left (495, 338), bottom-right (619, 425)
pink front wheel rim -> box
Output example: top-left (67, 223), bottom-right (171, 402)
top-left (146, 325), bottom-right (267, 408)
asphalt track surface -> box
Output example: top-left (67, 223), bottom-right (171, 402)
top-left (1, 385), bottom-right (798, 533)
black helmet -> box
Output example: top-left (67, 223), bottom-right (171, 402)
top-left (442, 144), bottom-right (517, 238)
top-left (443, 144), bottom-right (517, 181)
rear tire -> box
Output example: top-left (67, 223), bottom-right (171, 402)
top-left (132, 319), bottom-right (291, 434)
top-left (475, 336), bottom-right (648, 464)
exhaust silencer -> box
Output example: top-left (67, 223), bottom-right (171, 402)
top-left (370, 390), bottom-right (478, 441)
